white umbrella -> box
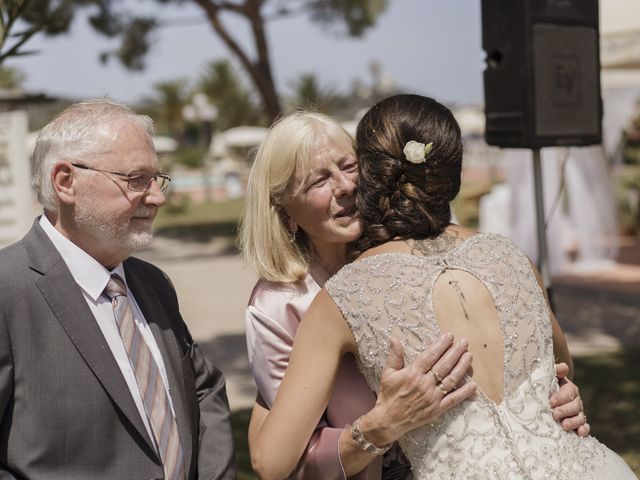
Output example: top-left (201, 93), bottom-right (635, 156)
top-left (209, 126), bottom-right (269, 160)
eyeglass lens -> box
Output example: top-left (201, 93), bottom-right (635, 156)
top-left (128, 172), bottom-right (170, 194)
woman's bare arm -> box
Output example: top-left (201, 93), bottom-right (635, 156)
top-left (530, 261), bottom-right (589, 436)
top-left (530, 263), bottom-right (574, 376)
top-left (250, 290), bottom-right (477, 480)
top-left (249, 334), bottom-right (475, 478)
top-left (251, 290), bottom-right (355, 479)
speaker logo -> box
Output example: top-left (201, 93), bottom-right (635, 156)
top-left (552, 55), bottom-right (580, 106)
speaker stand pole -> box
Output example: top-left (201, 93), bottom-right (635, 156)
top-left (532, 148), bottom-right (553, 304)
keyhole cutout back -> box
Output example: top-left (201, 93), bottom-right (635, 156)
top-left (432, 268), bottom-right (505, 404)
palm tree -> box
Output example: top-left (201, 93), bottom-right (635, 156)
top-left (287, 72), bottom-right (340, 113)
top-left (197, 60), bottom-right (264, 131)
top-left (139, 79), bottom-right (190, 139)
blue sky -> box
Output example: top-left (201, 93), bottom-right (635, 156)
top-left (9, 0), bottom-right (485, 108)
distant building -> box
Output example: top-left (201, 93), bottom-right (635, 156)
top-left (0, 91), bottom-right (66, 130)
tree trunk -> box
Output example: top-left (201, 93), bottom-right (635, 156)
top-left (193, 0), bottom-right (281, 123)
top-left (249, 59), bottom-right (281, 123)
top-left (246, 0), bottom-right (281, 122)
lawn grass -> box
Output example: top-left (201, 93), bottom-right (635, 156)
top-left (154, 198), bottom-right (245, 242)
top-left (231, 349), bottom-right (640, 478)
top-left (572, 348), bottom-right (640, 474)
top-left (231, 409), bottom-right (254, 480)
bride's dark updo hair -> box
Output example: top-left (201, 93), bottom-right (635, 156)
top-left (354, 94), bottom-right (463, 255)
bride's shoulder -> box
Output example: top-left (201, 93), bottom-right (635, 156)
top-left (328, 245), bottom-right (398, 286)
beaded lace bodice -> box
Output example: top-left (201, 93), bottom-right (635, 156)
top-left (325, 233), bottom-right (606, 480)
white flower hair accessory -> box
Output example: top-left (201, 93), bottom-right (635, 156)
top-left (403, 140), bottom-right (434, 164)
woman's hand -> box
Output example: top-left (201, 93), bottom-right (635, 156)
top-left (354, 333), bottom-right (476, 447)
top-left (551, 362), bottom-right (590, 437)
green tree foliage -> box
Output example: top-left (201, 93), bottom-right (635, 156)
top-left (104, 0), bottom-right (389, 121)
top-left (137, 60), bottom-right (262, 151)
top-left (617, 113), bottom-right (640, 234)
top-left (97, 17), bottom-right (157, 71)
top-left (0, 0), bottom-right (76, 63)
top-left (0, 65), bottom-right (26, 89)
top-left (286, 72), bottom-right (340, 113)
top-left (0, 0), bottom-right (390, 121)
top-left (306, 0), bottom-right (390, 36)
top-left (623, 113), bottom-right (640, 166)
top-left (197, 60), bottom-right (263, 131)
top-left (139, 79), bottom-right (190, 138)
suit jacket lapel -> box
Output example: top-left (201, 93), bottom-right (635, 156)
top-left (125, 263), bottom-right (194, 473)
top-left (24, 223), bottom-right (156, 454)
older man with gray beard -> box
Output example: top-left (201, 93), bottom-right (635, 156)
top-left (0, 99), bottom-right (236, 479)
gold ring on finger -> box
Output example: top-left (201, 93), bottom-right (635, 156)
top-left (432, 369), bottom-right (444, 384)
top-left (440, 377), bottom-right (456, 392)
top-left (436, 382), bottom-right (448, 396)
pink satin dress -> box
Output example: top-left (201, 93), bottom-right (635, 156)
top-left (245, 273), bottom-right (383, 479)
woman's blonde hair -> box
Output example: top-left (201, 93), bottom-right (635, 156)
top-left (239, 110), bottom-right (354, 282)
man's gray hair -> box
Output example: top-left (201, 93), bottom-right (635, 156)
top-left (32, 98), bottom-right (155, 212)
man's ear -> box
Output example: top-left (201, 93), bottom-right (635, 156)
top-left (51, 161), bottom-right (77, 206)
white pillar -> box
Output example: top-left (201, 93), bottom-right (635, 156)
top-left (0, 110), bottom-right (34, 247)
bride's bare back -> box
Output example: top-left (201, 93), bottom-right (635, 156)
top-left (361, 226), bottom-right (505, 403)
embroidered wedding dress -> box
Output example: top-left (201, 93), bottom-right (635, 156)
top-left (325, 233), bottom-right (636, 480)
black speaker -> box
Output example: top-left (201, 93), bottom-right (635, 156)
top-left (482, 0), bottom-right (602, 148)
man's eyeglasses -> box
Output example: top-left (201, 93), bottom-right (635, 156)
top-left (71, 163), bottom-right (171, 194)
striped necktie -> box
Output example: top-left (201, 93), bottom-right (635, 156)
top-left (104, 274), bottom-right (185, 480)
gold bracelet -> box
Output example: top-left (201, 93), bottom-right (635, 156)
top-left (350, 415), bottom-right (392, 455)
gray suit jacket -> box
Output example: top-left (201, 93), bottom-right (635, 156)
top-left (0, 222), bottom-right (236, 479)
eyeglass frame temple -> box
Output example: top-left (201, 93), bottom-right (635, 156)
top-left (70, 162), bottom-right (171, 193)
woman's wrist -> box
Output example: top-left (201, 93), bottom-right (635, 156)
top-left (354, 408), bottom-right (398, 449)
top-left (338, 422), bottom-right (385, 477)
top-left (350, 415), bottom-right (393, 455)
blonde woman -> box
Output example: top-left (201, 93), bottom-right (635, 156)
top-left (240, 110), bottom-right (588, 479)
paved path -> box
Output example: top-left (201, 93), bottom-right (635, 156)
top-left (139, 237), bottom-right (258, 411)
top-left (139, 235), bottom-right (640, 412)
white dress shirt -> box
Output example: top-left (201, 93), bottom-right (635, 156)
top-left (39, 215), bottom-right (176, 445)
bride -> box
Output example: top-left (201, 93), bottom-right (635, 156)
top-left (250, 94), bottom-right (637, 480)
